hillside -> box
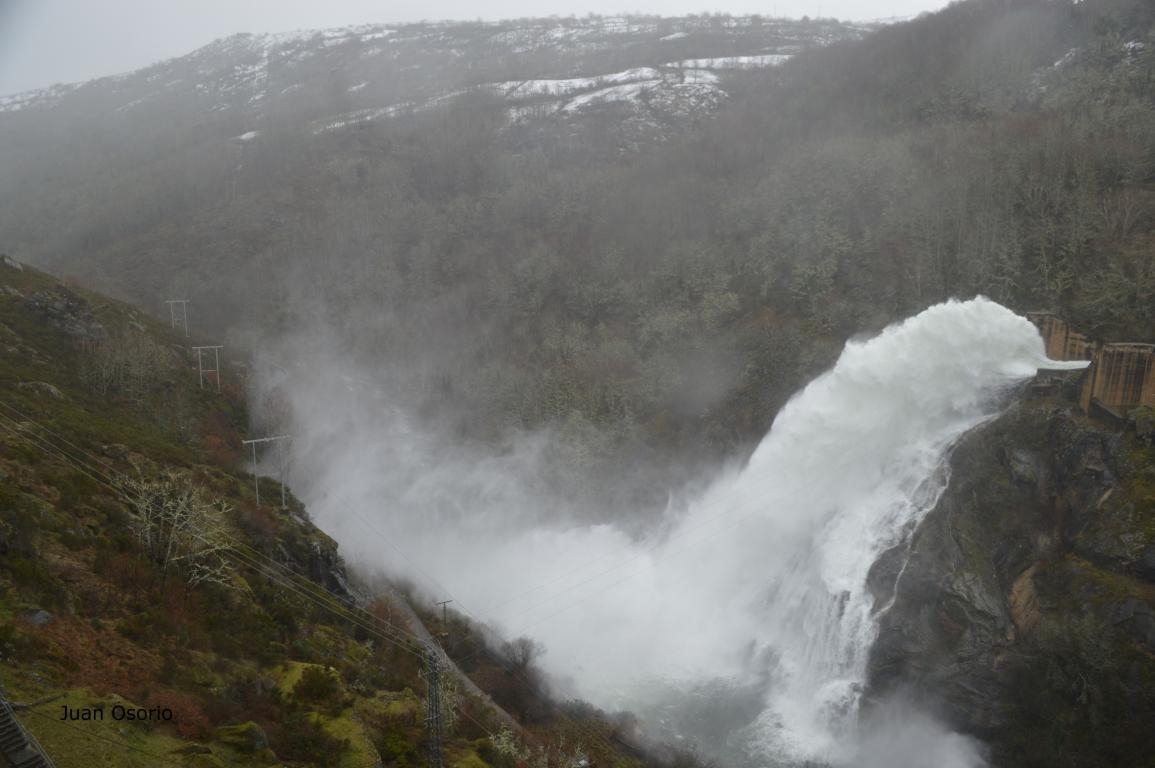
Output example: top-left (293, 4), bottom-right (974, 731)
top-left (0, 13), bottom-right (867, 295)
top-left (1, 2), bottom-right (1153, 488)
top-left (2, 0), bottom-right (1155, 764)
top-left (0, 256), bottom-right (650, 768)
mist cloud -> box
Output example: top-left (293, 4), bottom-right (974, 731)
top-left (253, 298), bottom-right (1055, 764)
top-left (1, 0), bottom-right (951, 95)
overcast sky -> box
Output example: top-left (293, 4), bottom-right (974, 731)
top-left (0, 0), bottom-right (951, 95)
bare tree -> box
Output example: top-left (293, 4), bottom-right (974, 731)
top-left (80, 329), bottom-right (175, 402)
top-left (125, 473), bottom-right (235, 590)
top-left (490, 727), bottom-right (588, 768)
top-left (501, 636), bottom-right (544, 673)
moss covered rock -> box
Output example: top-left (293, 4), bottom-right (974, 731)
top-left (865, 401), bottom-right (1155, 767)
top-left (213, 721), bottom-right (269, 754)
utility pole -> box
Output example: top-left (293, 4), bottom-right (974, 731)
top-left (165, 299), bottom-right (189, 337)
top-left (191, 345), bottom-right (224, 392)
top-left (435, 599), bottom-right (453, 646)
top-left (436, 599), bottom-right (453, 626)
top-left (424, 644), bottom-right (444, 768)
top-left (241, 435), bottom-right (291, 509)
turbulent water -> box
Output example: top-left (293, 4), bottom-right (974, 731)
top-left (263, 297), bottom-right (1086, 766)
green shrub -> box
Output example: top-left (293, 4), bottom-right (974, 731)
top-left (272, 712), bottom-right (350, 765)
top-left (292, 665), bottom-right (344, 711)
top-left (375, 721), bottom-right (420, 768)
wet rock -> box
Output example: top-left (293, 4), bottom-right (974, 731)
top-left (24, 289), bottom-right (105, 342)
top-left (214, 721), bottom-right (269, 753)
top-left (1134, 547), bottom-right (1155, 582)
top-left (867, 485), bottom-right (1016, 736)
top-left (1008, 564), bottom-right (1041, 636)
top-left (866, 541), bottom-right (907, 613)
top-left (1112, 598), bottom-right (1155, 652)
top-left (16, 381), bottom-right (63, 399)
top-left (275, 527), bottom-right (357, 602)
top-left (252, 676), bottom-right (279, 697)
top-left (1132, 406), bottom-right (1155, 446)
top-left (20, 609), bottom-right (53, 627)
top-left (1007, 448), bottom-right (1039, 487)
top-left (865, 404), bottom-right (1155, 766)
top-left (101, 444), bottom-right (130, 461)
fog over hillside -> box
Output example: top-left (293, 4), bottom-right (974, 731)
top-left (0, 0), bottom-right (953, 95)
top-left (2, 1), bottom-right (1155, 766)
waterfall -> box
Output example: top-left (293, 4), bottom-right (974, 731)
top-left (267, 297), bottom-right (1086, 765)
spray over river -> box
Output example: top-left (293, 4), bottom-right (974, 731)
top-left (261, 297), bottom-right (1087, 766)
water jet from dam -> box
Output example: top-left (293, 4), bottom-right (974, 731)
top-left (270, 297), bottom-right (1085, 765)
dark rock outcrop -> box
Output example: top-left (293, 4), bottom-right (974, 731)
top-left (214, 721), bottom-right (269, 753)
top-left (24, 288), bottom-right (105, 342)
top-left (864, 402), bottom-right (1155, 767)
top-left (15, 381), bottom-right (63, 399)
top-left (19, 609), bottom-right (53, 627)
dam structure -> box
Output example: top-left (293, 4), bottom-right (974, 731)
top-left (1026, 312), bottom-right (1155, 417)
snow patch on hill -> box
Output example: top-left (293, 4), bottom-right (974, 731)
top-left (668, 54), bottom-right (792, 69)
top-left (0, 83), bottom-right (79, 113)
top-left (495, 67), bottom-right (663, 99)
top-left (0, 13), bottom-right (869, 150)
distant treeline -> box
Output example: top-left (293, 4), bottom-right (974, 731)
top-left (2, 0), bottom-right (1153, 478)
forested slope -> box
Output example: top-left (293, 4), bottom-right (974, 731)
top-left (1, 0), bottom-right (1153, 485)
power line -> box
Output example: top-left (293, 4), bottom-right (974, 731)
top-left (0, 405), bottom-right (503, 768)
top-left (0, 399), bottom-right (621, 761)
top-left (0, 407), bottom-right (427, 664)
top-left (228, 368), bottom-right (664, 755)
top-left (0, 411), bottom-right (461, 768)
top-left (327, 498), bottom-right (628, 760)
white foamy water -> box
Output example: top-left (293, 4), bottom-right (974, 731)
top-left (263, 297), bottom-right (1084, 765)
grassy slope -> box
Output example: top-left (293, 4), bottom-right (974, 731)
top-left (0, 257), bottom-right (640, 768)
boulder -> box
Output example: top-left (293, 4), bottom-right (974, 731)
top-left (20, 609), bottom-right (53, 627)
top-left (16, 381), bottom-right (62, 399)
top-left (213, 721), bottom-right (269, 753)
top-left (1130, 406), bottom-right (1155, 446)
top-left (24, 289), bottom-right (105, 341)
top-left (1134, 547), bottom-right (1155, 582)
top-left (1112, 598), bottom-right (1155, 652)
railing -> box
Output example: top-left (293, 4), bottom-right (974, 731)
top-left (0, 677), bottom-right (58, 768)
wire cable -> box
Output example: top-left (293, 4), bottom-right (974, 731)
top-left (0, 399), bottom-right (621, 759)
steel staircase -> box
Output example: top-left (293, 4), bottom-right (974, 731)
top-left (0, 697), bottom-right (55, 768)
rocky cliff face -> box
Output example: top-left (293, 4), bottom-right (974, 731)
top-left (865, 398), bottom-right (1155, 767)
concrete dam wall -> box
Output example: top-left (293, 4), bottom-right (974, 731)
top-left (1079, 343), bottom-right (1155, 413)
top-left (1026, 312), bottom-right (1096, 362)
top-left (1027, 312), bottom-right (1155, 415)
